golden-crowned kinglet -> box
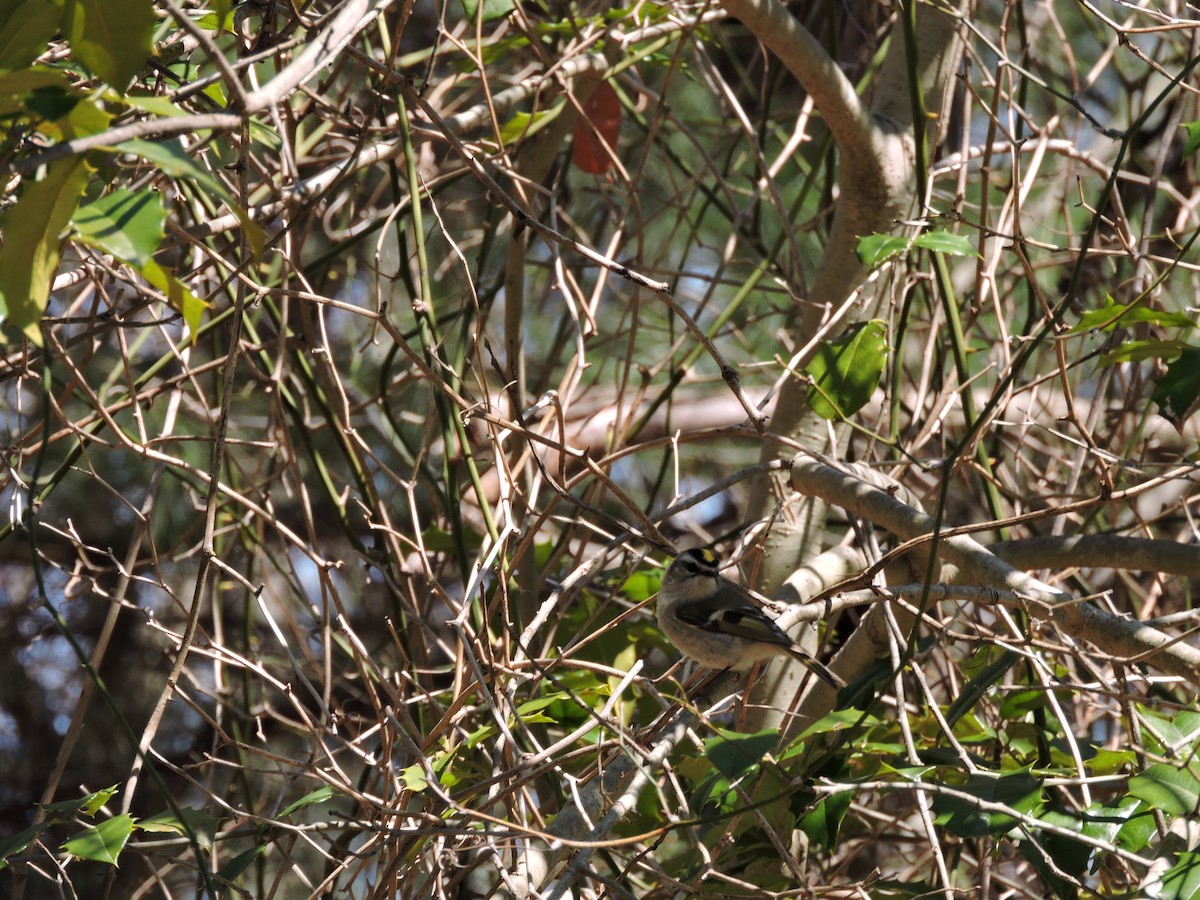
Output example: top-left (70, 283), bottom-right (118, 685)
top-left (657, 548), bottom-right (845, 688)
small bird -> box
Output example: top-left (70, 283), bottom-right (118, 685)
top-left (657, 548), bottom-right (845, 688)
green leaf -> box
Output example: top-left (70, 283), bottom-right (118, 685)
top-left (113, 139), bottom-right (265, 259)
top-left (24, 82), bottom-right (81, 121)
top-left (1073, 296), bottom-right (1196, 333)
top-left (1101, 338), bottom-right (1186, 364)
top-left (139, 260), bottom-right (207, 337)
top-left (465, 722), bottom-right (496, 748)
top-left (64, 0), bottom-right (155, 89)
top-left (216, 843), bottom-right (267, 882)
top-left (114, 137), bottom-right (227, 199)
top-left (401, 764), bottom-right (429, 792)
top-left (0, 67), bottom-right (74, 118)
top-left (1182, 121), bottom-right (1200, 160)
top-left (803, 320), bottom-right (888, 420)
top-left (497, 105), bottom-right (562, 144)
top-left (797, 790), bottom-right (850, 850)
top-left (620, 569), bottom-right (660, 602)
top-left (136, 818), bottom-right (185, 835)
top-left (0, 156), bottom-right (91, 343)
top-left (279, 785), bottom-right (336, 818)
top-left (81, 785), bottom-right (119, 816)
top-left (461, 0), bottom-right (515, 23)
top-left (1078, 797), bottom-right (1147, 847)
top-left (419, 525), bottom-right (483, 552)
top-left (1151, 346), bottom-right (1200, 428)
top-left (790, 707), bottom-right (884, 744)
top-left (932, 769), bottom-right (1043, 838)
top-left (19, 83), bottom-right (111, 146)
top-left (209, 0), bottom-right (235, 33)
top-left (1033, 807), bottom-right (1094, 878)
top-left (612, 640), bottom-right (638, 672)
top-left (516, 693), bottom-right (572, 717)
top-left (1114, 800), bottom-right (1159, 852)
top-left (858, 230), bottom-right (978, 267)
top-left (539, 680), bottom-right (604, 725)
top-left (113, 92), bottom-right (192, 119)
top-left (0, 822), bottom-right (51, 869)
top-left (1128, 762), bottom-right (1200, 816)
top-left (950, 711), bottom-right (994, 744)
top-left (1136, 708), bottom-right (1200, 754)
top-left (857, 233), bottom-right (909, 267)
top-left (138, 806), bottom-right (220, 847)
top-left (43, 784), bottom-right (118, 815)
top-left (703, 728), bottom-right (778, 780)
top-left (62, 814), bottom-right (135, 865)
top-left (878, 764), bottom-right (936, 781)
top-left (997, 688), bottom-right (1048, 719)
top-left (499, 110), bottom-right (536, 144)
top-left (71, 188), bottom-right (165, 267)
top-left (1086, 747), bottom-right (1137, 776)
top-left (913, 230), bottom-right (978, 257)
top-left (1157, 851), bottom-right (1200, 900)
top-left (688, 767), bottom-right (735, 816)
top-left (0, 0), bottom-right (61, 73)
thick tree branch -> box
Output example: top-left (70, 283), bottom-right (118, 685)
top-left (789, 455), bottom-right (1200, 682)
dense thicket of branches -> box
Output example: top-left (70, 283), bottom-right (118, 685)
top-left (1, 1), bottom-right (1199, 898)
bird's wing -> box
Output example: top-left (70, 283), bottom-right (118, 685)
top-left (670, 596), bottom-right (727, 632)
top-left (672, 596), bottom-right (791, 646)
top-left (712, 606), bottom-right (793, 647)
top-left (674, 595), bottom-right (846, 687)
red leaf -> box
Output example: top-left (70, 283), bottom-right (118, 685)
top-left (572, 81), bottom-right (621, 175)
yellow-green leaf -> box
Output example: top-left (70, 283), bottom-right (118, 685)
top-left (0, 67), bottom-right (73, 118)
top-left (64, 0), bottom-right (155, 89)
top-left (1072, 295), bottom-right (1195, 333)
top-left (23, 85), bottom-right (110, 142)
top-left (498, 104), bottom-right (562, 144)
top-left (1182, 121), bottom-right (1200, 160)
top-left (62, 814), bottom-right (134, 865)
top-left (0, 157), bottom-right (92, 343)
top-left (279, 785), bottom-right (336, 818)
top-left (72, 187), bottom-right (165, 267)
top-left (401, 764), bottom-right (429, 792)
top-left (0, 0), bottom-right (61, 73)
top-left (114, 138), bottom-right (265, 260)
top-left (140, 259), bottom-right (207, 338)
top-left (857, 233), bottom-right (908, 267)
top-left (42, 784), bottom-right (118, 816)
top-left (1100, 338), bottom-right (1184, 365)
top-left (913, 230), bottom-right (978, 257)
top-left (137, 806), bottom-right (220, 846)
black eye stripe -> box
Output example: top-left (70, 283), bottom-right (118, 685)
top-left (679, 550), bottom-right (718, 570)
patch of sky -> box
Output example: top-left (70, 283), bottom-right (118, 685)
top-left (653, 475), bottom-right (733, 533)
